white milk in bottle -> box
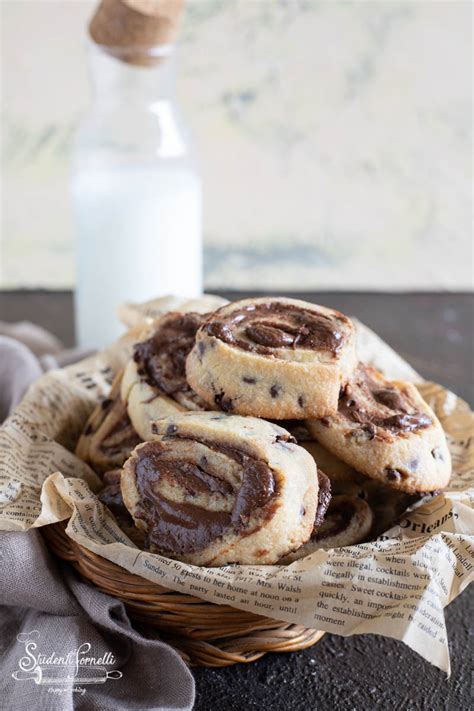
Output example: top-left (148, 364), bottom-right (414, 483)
top-left (72, 0), bottom-right (201, 348)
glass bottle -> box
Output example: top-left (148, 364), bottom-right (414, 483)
top-left (71, 41), bottom-right (202, 348)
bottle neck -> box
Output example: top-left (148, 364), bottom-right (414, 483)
top-left (87, 41), bottom-right (176, 106)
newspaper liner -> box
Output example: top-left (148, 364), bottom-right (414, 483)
top-left (0, 314), bottom-right (472, 674)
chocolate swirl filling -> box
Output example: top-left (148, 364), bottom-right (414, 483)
top-left (99, 470), bottom-right (145, 548)
top-left (314, 470), bottom-right (332, 531)
top-left (133, 312), bottom-right (208, 408)
top-left (78, 376), bottom-right (141, 475)
top-left (205, 302), bottom-right (348, 355)
top-left (97, 400), bottom-right (142, 459)
top-left (99, 469), bottom-right (127, 517)
top-left (313, 496), bottom-right (365, 542)
top-left (338, 365), bottom-right (432, 436)
top-left (132, 438), bottom-right (279, 557)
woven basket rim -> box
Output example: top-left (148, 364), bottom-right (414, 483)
top-left (42, 520), bottom-right (324, 667)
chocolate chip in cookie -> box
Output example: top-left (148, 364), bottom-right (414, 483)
top-left (270, 384), bottom-right (282, 399)
top-left (214, 391), bottom-right (234, 412)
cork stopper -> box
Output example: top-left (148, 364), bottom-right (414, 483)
top-left (89, 0), bottom-right (185, 66)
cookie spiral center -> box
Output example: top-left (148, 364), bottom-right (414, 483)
top-left (339, 366), bottom-right (432, 435)
top-left (133, 312), bottom-right (206, 403)
top-left (206, 303), bottom-right (347, 354)
top-left (133, 438), bottom-right (278, 556)
top-left (314, 497), bottom-right (359, 541)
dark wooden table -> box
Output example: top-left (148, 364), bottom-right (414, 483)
top-left (1, 290), bottom-right (472, 711)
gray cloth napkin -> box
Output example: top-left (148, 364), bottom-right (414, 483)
top-left (0, 326), bottom-right (195, 711)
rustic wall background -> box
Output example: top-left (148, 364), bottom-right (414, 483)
top-left (1, 0), bottom-right (472, 290)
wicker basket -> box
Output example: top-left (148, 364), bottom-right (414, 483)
top-left (42, 521), bottom-right (324, 667)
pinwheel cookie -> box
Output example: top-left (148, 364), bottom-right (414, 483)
top-left (307, 364), bottom-right (451, 493)
top-left (280, 494), bottom-right (374, 563)
top-left (121, 311), bottom-right (211, 440)
top-left (121, 412), bottom-right (319, 566)
top-left (186, 297), bottom-right (358, 419)
top-left (286, 427), bottom-right (418, 537)
top-left (76, 370), bottom-right (141, 475)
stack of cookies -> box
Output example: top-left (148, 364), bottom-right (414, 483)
top-left (76, 297), bottom-right (451, 567)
